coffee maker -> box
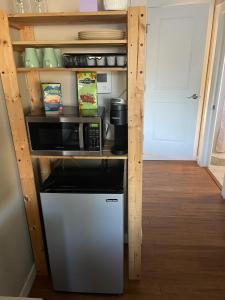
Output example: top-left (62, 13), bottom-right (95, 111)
top-left (110, 98), bottom-right (128, 155)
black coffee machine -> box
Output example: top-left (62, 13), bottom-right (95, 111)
top-left (110, 98), bottom-right (128, 155)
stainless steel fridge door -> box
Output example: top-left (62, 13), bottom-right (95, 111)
top-left (40, 193), bottom-right (124, 294)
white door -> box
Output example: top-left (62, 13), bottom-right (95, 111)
top-left (144, 4), bottom-right (209, 160)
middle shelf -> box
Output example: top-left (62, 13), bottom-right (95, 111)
top-left (13, 39), bottom-right (128, 51)
top-left (31, 141), bottom-right (128, 160)
top-left (17, 67), bottom-right (127, 73)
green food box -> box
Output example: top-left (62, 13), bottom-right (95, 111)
top-left (77, 72), bottom-right (98, 110)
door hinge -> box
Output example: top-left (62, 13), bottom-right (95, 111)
top-left (212, 104), bottom-right (216, 110)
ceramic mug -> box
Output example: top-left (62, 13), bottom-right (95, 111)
top-left (54, 48), bottom-right (63, 67)
top-left (43, 48), bottom-right (58, 68)
top-left (36, 48), bottom-right (43, 67)
top-left (24, 48), bottom-right (40, 68)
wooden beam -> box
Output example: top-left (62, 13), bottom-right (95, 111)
top-left (0, 10), bottom-right (48, 275)
top-left (127, 6), bottom-right (146, 280)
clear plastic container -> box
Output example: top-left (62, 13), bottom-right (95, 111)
top-left (30, 0), bottom-right (48, 13)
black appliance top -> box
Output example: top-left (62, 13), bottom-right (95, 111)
top-left (41, 165), bottom-right (124, 194)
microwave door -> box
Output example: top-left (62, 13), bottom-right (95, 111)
top-left (61, 123), bottom-right (80, 150)
top-left (28, 122), bottom-right (80, 151)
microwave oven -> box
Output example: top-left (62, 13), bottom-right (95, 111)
top-left (25, 106), bottom-right (105, 156)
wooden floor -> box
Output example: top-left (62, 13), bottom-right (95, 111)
top-left (30, 161), bottom-right (225, 300)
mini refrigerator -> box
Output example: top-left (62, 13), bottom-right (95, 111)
top-left (40, 164), bottom-right (124, 294)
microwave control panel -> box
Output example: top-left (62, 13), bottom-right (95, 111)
top-left (84, 123), bottom-right (101, 151)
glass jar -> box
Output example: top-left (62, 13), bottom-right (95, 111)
top-left (31, 0), bottom-right (48, 13)
top-left (13, 0), bottom-right (31, 13)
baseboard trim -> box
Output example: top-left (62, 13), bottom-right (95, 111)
top-left (19, 264), bottom-right (36, 297)
top-left (205, 167), bottom-right (222, 190)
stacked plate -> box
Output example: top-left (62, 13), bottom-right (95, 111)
top-left (78, 29), bottom-right (125, 40)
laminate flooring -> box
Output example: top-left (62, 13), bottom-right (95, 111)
top-left (30, 161), bottom-right (225, 300)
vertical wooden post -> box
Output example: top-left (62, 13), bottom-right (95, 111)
top-left (20, 26), bottom-right (51, 181)
top-left (128, 6), bottom-right (146, 280)
top-left (0, 10), bottom-right (48, 275)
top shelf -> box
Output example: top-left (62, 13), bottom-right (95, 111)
top-left (8, 11), bottom-right (128, 28)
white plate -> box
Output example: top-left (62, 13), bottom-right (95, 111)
top-left (79, 36), bottom-right (124, 40)
top-left (79, 30), bottom-right (123, 34)
top-left (79, 35), bottom-right (124, 38)
top-left (79, 33), bottom-right (124, 37)
top-left (78, 33), bottom-right (124, 40)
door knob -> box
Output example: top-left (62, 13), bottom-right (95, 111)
top-left (187, 93), bottom-right (199, 100)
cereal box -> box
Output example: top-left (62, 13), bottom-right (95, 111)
top-left (41, 83), bottom-right (63, 113)
top-left (77, 72), bottom-right (98, 110)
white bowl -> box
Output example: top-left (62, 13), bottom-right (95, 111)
top-left (104, 0), bottom-right (128, 11)
top-left (86, 56), bottom-right (96, 66)
top-left (107, 56), bottom-right (116, 66)
top-left (96, 56), bottom-right (106, 66)
top-left (117, 55), bottom-right (126, 66)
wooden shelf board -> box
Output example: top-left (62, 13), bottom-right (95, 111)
top-left (31, 141), bottom-right (127, 160)
top-left (17, 67), bottom-right (127, 72)
top-left (12, 40), bottom-right (127, 50)
top-left (32, 154), bottom-right (127, 160)
top-left (8, 11), bottom-right (128, 28)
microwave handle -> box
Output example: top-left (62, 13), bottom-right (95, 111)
top-left (79, 123), bottom-right (84, 150)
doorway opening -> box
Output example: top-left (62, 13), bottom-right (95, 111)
top-left (208, 60), bottom-right (225, 188)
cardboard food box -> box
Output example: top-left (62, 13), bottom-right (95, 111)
top-left (41, 83), bottom-right (63, 114)
top-left (77, 72), bottom-right (98, 110)
top-left (79, 0), bottom-right (98, 12)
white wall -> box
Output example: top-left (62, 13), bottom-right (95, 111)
top-left (0, 1), bottom-right (34, 297)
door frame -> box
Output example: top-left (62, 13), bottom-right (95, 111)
top-left (198, 1), bottom-right (225, 166)
top-left (142, 0), bottom-right (215, 160)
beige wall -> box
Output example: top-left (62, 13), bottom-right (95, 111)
top-left (0, 82), bottom-right (34, 296)
top-left (0, 2), bottom-right (34, 297)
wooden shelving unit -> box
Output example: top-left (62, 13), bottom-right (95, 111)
top-left (0, 8), bottom-right (146, 281)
